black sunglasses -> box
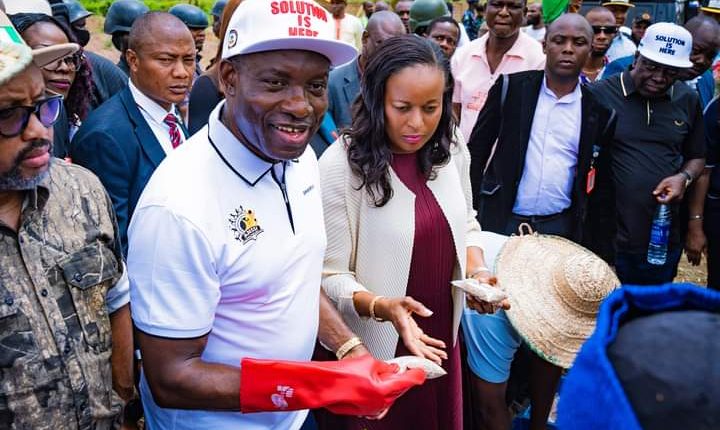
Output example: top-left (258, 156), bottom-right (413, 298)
top-left (592, 25), bottom-right (619, 35)
top-left (0, 95), bottom-right (63, 138)
top-left (42, 51), bottom-right (83, 72)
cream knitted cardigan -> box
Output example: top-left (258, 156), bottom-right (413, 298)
top-left (318, 135), bottom-right (484, 360)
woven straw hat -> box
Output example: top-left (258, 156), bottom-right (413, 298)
top-left (496, 232), bottom-right (620, 369)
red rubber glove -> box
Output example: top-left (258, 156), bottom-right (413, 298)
top-left (240, 354), bottom-right (426, 416)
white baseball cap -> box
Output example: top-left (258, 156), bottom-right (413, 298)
top-left (221, 0), bottom-right (357, 67)
top-left (4, 0), bottom-right (52, 15)
top-left (0, 10), bottom-right (78, 72)
top-left (637, 22), bottom-right (693, 69)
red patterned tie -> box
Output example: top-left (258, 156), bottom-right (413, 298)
top-left (164, 114), bottom-right (182, 149)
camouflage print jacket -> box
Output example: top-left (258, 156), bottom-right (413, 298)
top-left (0, 161), bottom-right (125, 429)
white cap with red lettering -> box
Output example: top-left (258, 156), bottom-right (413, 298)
top-left (221, 0), bottom-right (357, 66)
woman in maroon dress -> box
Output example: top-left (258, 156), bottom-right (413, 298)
top-left (318, 36), bottom-right (497, 430)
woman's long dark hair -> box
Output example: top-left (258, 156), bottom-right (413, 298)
top-left (346, 35), bottom-right (456, 207)
top-left (10, 13), bottom-right (95, 124)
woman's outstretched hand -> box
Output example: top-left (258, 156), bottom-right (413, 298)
top-left (374, 296), bottom-right (447, 365)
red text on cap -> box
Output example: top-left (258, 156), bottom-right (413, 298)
top-left (271, 1), bottom-right (328, 22)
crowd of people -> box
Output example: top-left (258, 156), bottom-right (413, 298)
top-left (0, 0), bottom-right (718, 429)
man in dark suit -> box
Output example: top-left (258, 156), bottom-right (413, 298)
top-left (71, 12), bottom-right (196, 254)
top-left (328, 10), bottom-right (406, 128)
top-left (469, 15), bottom-right (616, 257)
top-left (310, 11), bottom-right (405, 156)
top-left (464, 14), bottom-right (617, 430)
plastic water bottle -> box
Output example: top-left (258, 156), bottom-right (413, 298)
top-left (647, 203), bottom-right (671, 265)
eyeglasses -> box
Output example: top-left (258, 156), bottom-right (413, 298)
top-left (42, 52), bottom-right (83, 72)
top-left (0, 95), bottom-right (63, 138)
top-left (639, 57), bottom-right (680, 78)
top-left (592, 25), bottom-right (619, 35)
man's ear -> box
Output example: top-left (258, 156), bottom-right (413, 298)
top-left (219, 60), bottom-right (237, 97)
top-left (126, 49), bottom-right (138, 73)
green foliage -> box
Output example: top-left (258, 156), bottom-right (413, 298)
top-left (79, 0), bottom-right (215, 16)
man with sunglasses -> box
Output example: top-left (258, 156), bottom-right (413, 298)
top-left (597, 0), bottom-right (636, 62)
top-left (582, 7), bottom-right (619, 82)
top-left (589, 23), bottom-right (706, 285)
top-left (0, 11), bottom-right (134, 429)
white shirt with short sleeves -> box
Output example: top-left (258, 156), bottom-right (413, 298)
top-left (128, 102), bottom-right (326, 430)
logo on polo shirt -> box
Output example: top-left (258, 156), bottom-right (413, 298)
top-left (229, 206), bottom-right (264, 244)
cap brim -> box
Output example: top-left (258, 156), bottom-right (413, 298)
top-left (701, 6), bottom-right (720, 13)
top-left (638, 47), bottom-right (693, 68)
top-left (225, 38), bottom-right (357, 67)
top-left (32, 43), bottom-right (79, 68)
top-left (601, 2), bottom-right (635, 7)
top-left (0, 41), bottom-right (33, 86)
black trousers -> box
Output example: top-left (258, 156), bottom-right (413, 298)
top-left (503, 210), bottom-right (576, 241)
top-left (706, 196), bottom-right (720, 290)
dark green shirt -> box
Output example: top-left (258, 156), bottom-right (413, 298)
top-left (589, 72), bottom-right (705, 253)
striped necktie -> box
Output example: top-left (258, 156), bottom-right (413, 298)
top-left (163, 114), bottom-right (182, 149)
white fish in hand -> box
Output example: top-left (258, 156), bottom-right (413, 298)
top-left (451, 279), bottom-right (508, 304)
top-left (386, 356), bottom-right (447, 379)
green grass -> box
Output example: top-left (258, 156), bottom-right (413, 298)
top-left (79, 0), bottom-right (216, 16)
top-left (79, 0), bottom-right (460, 16)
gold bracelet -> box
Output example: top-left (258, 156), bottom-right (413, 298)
top-left (467, 267), bottom-right (490, 278)
top-left (335, 336), bottom-right (363, 360)
top-left (368, 295), bottom-right (386, 322)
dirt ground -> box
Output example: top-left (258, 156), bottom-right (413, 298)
top-left (83, 14), bottom-right (710, 286)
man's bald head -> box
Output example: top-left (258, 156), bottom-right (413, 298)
top-left (367, 10), bottom-right (405, 34)
top-left (680, 15), bottom-right (720, 79)
top-left (585, 6), bottom-right (615, 24)
top-left (685, 14), bottom-right (720, 39)
top-left (544, 13), bottom-right (592, 82)
top-left (363, 10), bottom-right (406, 61)
top-left (125, 12), bottom-right (196, 109)
top-left (375, 1), bottom-right (390, 11)
top-left (128, 11), bottom-right (194, 55)
top-left (547, 11), bottom-right (593, 41)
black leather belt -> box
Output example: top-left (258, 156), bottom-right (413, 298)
top-left (511, 210), bottom-right (570, 224)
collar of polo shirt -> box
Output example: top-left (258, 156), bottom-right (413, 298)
top-left (207, 102), bottom-right (300, 187)
top-left (620, 70), bottom-right (674, 100)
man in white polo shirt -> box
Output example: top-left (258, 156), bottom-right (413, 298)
top-left (127, 1), bottom-right (426, 429)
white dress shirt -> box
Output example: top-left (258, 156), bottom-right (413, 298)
top-left (513, 77), bottom-right (582, 216)
top-left (128, 80), bottom-right (185, 154)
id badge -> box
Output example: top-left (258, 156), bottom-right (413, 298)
top-left (586, 167), bottom-right (596, 194)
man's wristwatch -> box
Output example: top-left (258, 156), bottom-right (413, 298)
top-left (680, 170), bottom-right (693, 188)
